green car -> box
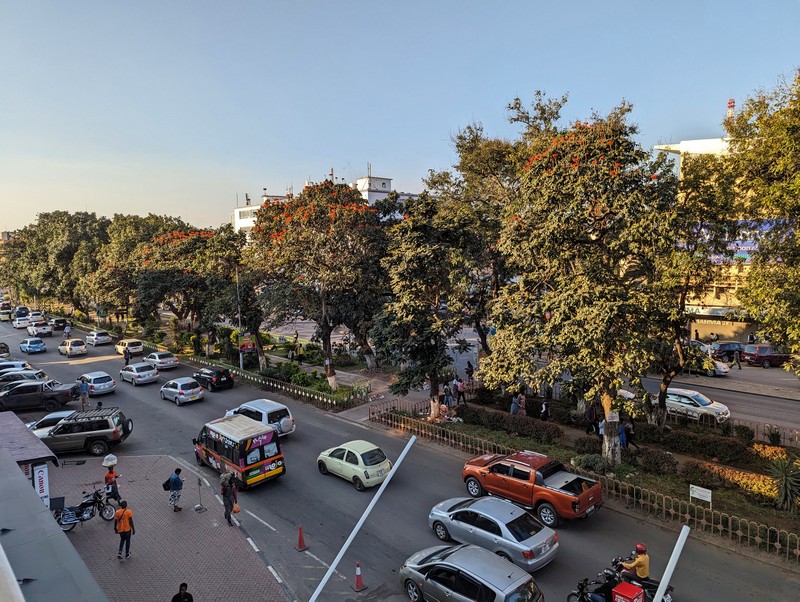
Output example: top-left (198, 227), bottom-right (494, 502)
top-left (317, 439), bottom-right (392, 491)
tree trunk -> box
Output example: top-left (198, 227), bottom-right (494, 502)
top-left (473, 319), bottom-right (492, 356)
top-left (319, 310), bottom-right (338, 390)
top-left (356, 335), bottom-right (378, 370)
top-left (254, 333), bottom-right (268, 372)
top-left (429, 375), bottom-right (440, 419)
top-left (599, 389), bottom-right (621, 466)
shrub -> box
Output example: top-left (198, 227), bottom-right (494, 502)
top-left (456, 406), bottom-right (564, 444)
top-left (733, 424), bottom-right (755, 444)
top-left (578, 454), bottom-right (607, 474)
top-left (471, 386), bottom-right (496, 406)
top-left (770, 457), bottom-right (800, 512)
top-left (290, 371), bottom-right (315, 387)
top-left (679, 460), bottom-right (724, 488)
top-left (575, 436), bottom-right (602, 455)
top-left (635, 423), bottom-right (665, 444)
top-left (752, 443), bottom-right (788, 463)
top-left (662, 430), bottom-right (751, 464)
top-left (639, 448), bottom-right (678, 475)
top-left (706, 464), bottom-right (778, 501)
top-left (766, 427), bottom-right (783, 446)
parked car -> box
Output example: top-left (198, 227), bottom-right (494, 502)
top-left (13, 306), bottom-right (29, 318)
top-left (12, 315), bottom-right (30, 329)
top-left (28, 310), bottom-right (45, 322)
top-left (119, 362), bottom-right (159, 386)
top-left (685, 354), bottom-right (730, 377)
top-left (0, 360), bottom-right (33, 372)
top-left (742, 343), bottom-right (791, 368)
top-left (192, 366), bottom-right (234, 392)
top-left (0, 379), bottom-right (79, 412)
top-left (86, 330), bottom-right (113, 346)
top-left (48, 317), bottom-right (68, 331)
top-left (27, 321), bottom-right (53, 337)
top-left (0, 341), bottom-right (10, 358)
top-left (317, 440), bottom-right (392, 491)
top-left (461, 450), bottom-right (603, 528)
top-left (400, 544), bottom-right (544, 602)
top-left (20, 337), bottom-right (47, 354)
top-left (142, 351), bottom-right (179, 370)
top-left (58, 338), bottom-right (88, 357)
top-left (77, 371), bottom-right (117, 396)
top-left (710, 340), bottom-right (745, 363)
top-left (428, 497), bottom-right (559, 572)
top-left (115, 339), bottom-right (144, 356)
top-left (652, 387), bottom-right (731, 423)
top-left (26, 410), bottom-right (76, 435)
top-left (36, 406), bottom-right (133, 456)
top-left (160, 377), bottom-right (204, 406)
top-left (225, 398), bottom-right (296, 436)
top-left (0, 369), bottom-right (48, 384)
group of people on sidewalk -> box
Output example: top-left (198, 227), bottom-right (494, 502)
top-left (584, 402), bottom-right (640, 450)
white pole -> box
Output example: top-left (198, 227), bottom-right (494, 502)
top-left (309, 436), bottom-right (417, 602)
top-left (654, 524), bottom-right (689, 601)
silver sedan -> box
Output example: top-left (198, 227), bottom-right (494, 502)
top-left (428, 497), bottom-right (559, 572)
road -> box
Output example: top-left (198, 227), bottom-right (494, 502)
top-left (3, 323), bottom-right (800, 601)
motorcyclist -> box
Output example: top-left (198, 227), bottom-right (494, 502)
top-left (621, 543), bottom-right (650, 580)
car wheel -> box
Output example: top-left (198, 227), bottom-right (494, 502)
top-left (724, 354), bottom-right (733, 363)
top-left (43, 399), bottom-right (59, 412)
top-left (706, 368), bottom-right (716, 377)
top-left (762, 360), bottom-right (771, 368)
top-left (405, 579), bottom-right (423, 602)
top-left (465, 477), bottom-right (484, 498)
top-left (131, 379), bottom-right (137, 387)
top-left (496, 551), bottom-right (512, 562)
top-left (209, 383), bottom-right (216, 392)
top-left (175, 397), bottom-right (182, 406)
top-left (160, 391), bottom-right (166, 400)
top-left (433, 521), bottom-right (450, 541)
top-left (195, 452), bottom-right (204, 466)
top-left (567, 594), bottom-right (580, 602)
top-left (317, 460), bottom-right (328, 475)
top-left (537, 502), bottom-right (559, 527)
top-left (88, 440), bottom-right (109, 456)
top-left (352, 476), bottom-right (365, 491)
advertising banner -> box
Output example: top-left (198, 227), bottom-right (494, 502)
top-left (239, 331), bottom-right (256, 353)
top-left (33, 463), bottom-right (50, 509)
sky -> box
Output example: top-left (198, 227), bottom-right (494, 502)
top-left (1, 1), bottom-right (799, 232)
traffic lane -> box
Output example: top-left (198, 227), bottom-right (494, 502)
top-left (642, 377), bottom-right (800, 431)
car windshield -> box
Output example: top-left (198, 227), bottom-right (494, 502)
top-left (157, 353), bottom-right (174, 359)
top-left (361, 447), bottom-right (387, 466)
top-left (537, 460), bottom-right (565, 480)
top-left (96, 331), bottom-right (109, 337)
top-left (506, 579), bottom-right (544, 602)
top-left (94, 376), bottom-right (113, 384)
top-left (446, 499), bottom-right (476, 513)
top-left (180, 381), bottom-right (199, 390)
top-left (505, 512), bottom-right (545, 541)
top-left (419, 546), bottom-right (462, 565)
top-left (687, 392), bottom-right (713, 406)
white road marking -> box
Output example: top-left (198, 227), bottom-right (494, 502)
top-left (267, 566), bottom-right (283, 583)
top-left (214, 493), bottom-right (223, 505)
top-left (303, 550), bottom-right (347, 580)
top-left (245, 509), bottom-right (277, 531)
top-left (247, 537), bottom-right (260, 552)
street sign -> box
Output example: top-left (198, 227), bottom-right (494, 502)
top-left (689, 484), bottom-right (712, 509)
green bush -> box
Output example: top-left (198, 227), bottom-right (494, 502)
top-left (679, 460), bottom-right (724, 488)
top-left (290, 371), bottom-right (315, 387)
top-left (770, 457), bottom-right (800, 512)
top-left (578, 454), bottom-right (607, 474)
top-left (766, 427), bottom-right (783, 446)
top-left (635, 423), bottom-right (665, 444)
top-left (734, 424), bottom-right (755, 445)
top-left (575, 436), bottom-right (602, 455)
top-left (639, 448), bottom-right (678, 475)
top-left (662, 431), bottom-right (751, 464)
top-left (455, 406), bottom-right (564, 444)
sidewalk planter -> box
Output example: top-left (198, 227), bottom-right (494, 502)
top-left (369, 402), bottom-right (800, 565)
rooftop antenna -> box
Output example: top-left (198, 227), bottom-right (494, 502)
top-left (726, 98), bottom-right (735, 119)
top-left (245, 193), bottom-right (251, 206)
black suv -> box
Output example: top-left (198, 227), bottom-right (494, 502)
top-left (38, 407), bottom-right (133, 456)
top-left (192, 366), bottom-right (234, 392)
top-left (710, 341), bottom-right (745, 362)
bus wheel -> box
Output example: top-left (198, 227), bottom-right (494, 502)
top-left (195, 453), bottom-right (204, 466)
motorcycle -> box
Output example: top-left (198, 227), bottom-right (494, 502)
top-left (567, 568), bottom-right (620, 601)
top-left (611, 554), bottom-right (674, 602)
top-left (54, 488), bottom-right (116, 532)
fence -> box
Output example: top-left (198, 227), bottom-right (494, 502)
top-left (368, 404), bottom-right (800, 564)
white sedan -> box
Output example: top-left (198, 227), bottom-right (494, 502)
top-left (27, 321), bottom-right (53, 337)
top-left (142, 351), bottom-right (180, 370)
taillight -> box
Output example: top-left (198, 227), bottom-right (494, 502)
top-left (572, 501), bottom-right (580, 513)
top-left (554, 533), bottom-right (559, 543)
top-left (178, 390), bottom-right (185, 395)
top-left (522, 549), bottom-right (535, 559)
top-left (363, 470), bottom-right (370, 480)
top-left (212, 377), bottom-right (217, 383)
top-left (90, 385), bottom-right (95, 391)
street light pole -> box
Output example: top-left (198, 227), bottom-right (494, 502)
top-left (236, 267), bottom-right (243, 371)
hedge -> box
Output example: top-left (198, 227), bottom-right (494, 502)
top-left (662, 430), bottom-right (752, 464)
top-left (455, 406), bottom-right (564, 444)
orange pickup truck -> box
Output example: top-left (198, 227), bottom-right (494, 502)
top-left (461, 450), bottom-right (604, 528)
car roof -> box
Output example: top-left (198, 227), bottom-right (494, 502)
top-left (40, 410), bottom-right (76, 420)
top-left (204, 365), bottom-right (229, 372)
top-left (440, 544), bottom-right (531, 590)
top-left (151, 351), bottom-right (174, 356)
top-left (504, 450), bottom-right (552, 469)
top-left (167, 377), bottom-right (198, 384)
top-left (339, 440), bottom-right (381, 453)
top-left (206, 414), bottom-right (277, 439)
top-left (62, 339), bottom-right (85, 344)
top-left (89, 330), bottom-right (109, 334)
top-left (128, 362), bottom-right (153, 369)
top-left (82, 371), bottom-right (112, 379)
top-left (467, 496), bottom-right (528, 521)
top-left (238, 398), bottom-right (289, 413)
top-left (667, 387), bottom-right (700, 395)
top-left (120, 339), bottom-right (142, 344)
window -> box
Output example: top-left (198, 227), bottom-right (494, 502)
top-left (490, 463), bottom-right (511, 476)
top-left (511, 467), bottom-right (531, 481)
top-left (452, 573), bottom-right (482, 599)
top-left (428, 567), bottom-right (458, 590)
top-left (330, 448), bottom-right (346, 461)
top-left (345, 451), bottom-right (359, 465)
top-left (453, 510), bottom-right (479, 526)
top-left (246, 447), bottom-right (260, 465)
top-left (473, 515), bottom-right (501, 535)
top-left (506, 512), bottom-right (543, 541)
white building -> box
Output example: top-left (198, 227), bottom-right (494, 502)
top-left (231, 192), bottom-right (286, 238)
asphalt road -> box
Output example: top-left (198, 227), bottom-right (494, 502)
top-left (3, 323), bottom-right (800, 601)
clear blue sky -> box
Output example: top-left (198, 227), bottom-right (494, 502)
top-left (2, 1), bottom-right (798, 231)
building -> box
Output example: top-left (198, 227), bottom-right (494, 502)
top-left (231, 191), bottom-right (286, 238)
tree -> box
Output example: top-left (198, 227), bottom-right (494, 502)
top-left (371, 192), bottom-right (469, 397)
top-left (480, 94), bottom-right (676, 465)
top-left (725, 72), bottom-right (800, 369)
top-left (248, 180), bottom-right (386, 389)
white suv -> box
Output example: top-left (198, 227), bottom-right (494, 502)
top-left (225, 398), bottom-right (296, 436)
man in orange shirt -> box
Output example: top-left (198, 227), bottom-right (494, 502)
top-left (114, 500), bottom-right (135, 560)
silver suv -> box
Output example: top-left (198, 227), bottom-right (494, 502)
top-left (37, 407), bottom-right (133, 456)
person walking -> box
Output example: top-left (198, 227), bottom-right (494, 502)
top-left (625, 416), bottom-right (640, 450)
top-left (78, 377), bottom-right (90, 411)
top-left (114, 500), bottom-right (135, 560)
top-left (584, 402), bottom-right (597, 434)
top-left (171, 583), bottom-right (194, 602)
top-left (103, 458), bottom-right (122, 503)
top-left (733, 348), bottom-right (742, 370)
top-left (598, 418), bottom-right (606, 441)
top-left (539, 399), bottom-right (550, 421)
top-left (618, 421), bottom-right (627, 449)
top-left (518, 392), bottom-right (527, 417)
top-left (221, 472), bottom-right (239, 526)
top-left (296, 343), bottom-right (304, 365)
top-left (168, 468), bottom-right (184, 512)
top-left (123, 346), bottom-right (131, 366)
top-left (510, 394), bottom-right (521, 416)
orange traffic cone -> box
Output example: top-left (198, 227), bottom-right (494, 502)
top-left (352, 561), bottom-right (367, 592)
top-left (295, 526), bottom-right (308, 551)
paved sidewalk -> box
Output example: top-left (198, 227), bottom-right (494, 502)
top-left (48, 455), bottom-right (292, 602)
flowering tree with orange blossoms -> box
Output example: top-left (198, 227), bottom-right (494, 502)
top-left (480, 94), bottom-right (677, 465)
top-left (247, 180), bottom-right (386, 389)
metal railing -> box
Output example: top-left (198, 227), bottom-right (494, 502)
top-left (369, 407), bottom-right (800, 564)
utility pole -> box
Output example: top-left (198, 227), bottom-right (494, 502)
top-left (236, 268), bottom-right (243, 371)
